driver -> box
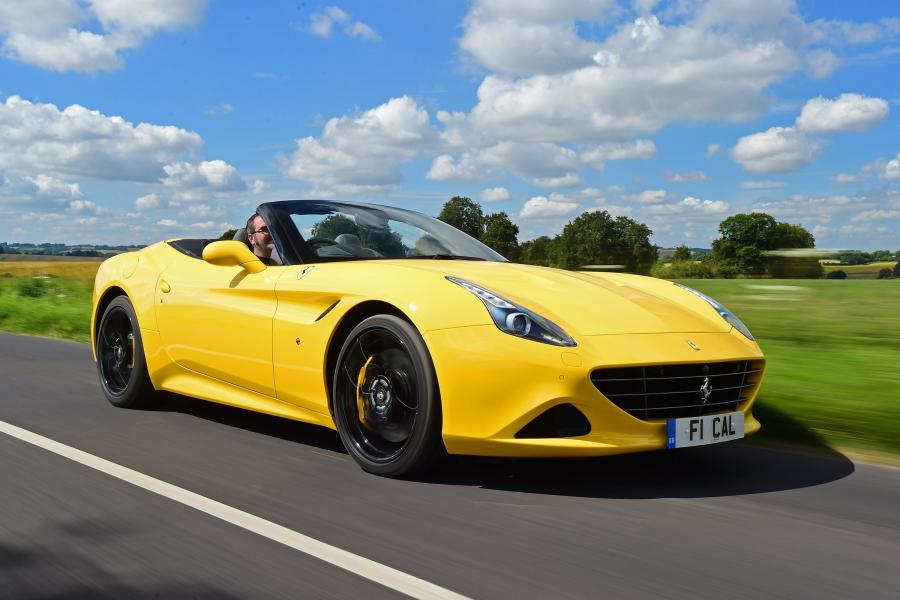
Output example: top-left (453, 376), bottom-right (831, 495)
top-left (246, 213), bottom-right (279, 265)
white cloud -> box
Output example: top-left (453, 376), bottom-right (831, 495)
top-left (706, 144), bottom-right (721, 157)
top-left (667, 171), bottom-right (710, 183)
top-left (0, 0), bottom-right (208, 72)
top-left (135, 193), bottom-right (160, 210)
top-left (251, 179), bottom-right (270, 194)
top-left (519, 194), bottom-right (579, 219)
top-left (851, 209), bottom-right (899, 223)
top-left (643, 196), bottom-right (728, 216)
top-left (180, 203), bottom-right (226, 218)
top-left (156, 218), bottom-right (178, 227)
top-left (795, 93), bottom-right (889, 133)
top-left (0, 96), bottom-right (202, 182)
top-left (67, 199), bottom-right (97, 213)
top-left (459, 0), bottom-right (613, 76)
top-left (26, 174), bottom-right (82, 198)
top-left (580, 139), bottom-right (656, 170)
top-left (834, 173), bottom-right (861, 184)
top-left (741, 180), bottom-right (788, 189)
top-left (731, 126), bottom-right (824, 174)
top-left (428, 141), bottom-right (580, 184)
top-left (533, 173), bottom-right (580, 188)
top-left (481, 187), bottom-right (510, 202)
top-left (464, 6), bottom-right (806, 144)
top-left (205, 103), bottom-right (234, 116)
top-left (806, 49), bottom-right (840, 80)
top-left (878, 152), bottom-right (900, 180)
top-left (162, 160), bottom-right (246, 191)
top-left (629, 189), bottom-right (667, 203)
top-left (285, 96), bottom-right (438, 194)
top-left (308, 5), bottom-right (381, 42)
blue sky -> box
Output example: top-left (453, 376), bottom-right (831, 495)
top-left (1, 0), bottom-right (899, 250)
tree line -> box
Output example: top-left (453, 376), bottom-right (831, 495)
top-left (437, 196), bottom-right (658, 274)
top-left (436, 196), bottom-right (900, 279)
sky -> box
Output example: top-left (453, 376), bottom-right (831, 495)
top-left (0, 0), bottom-right (899, 250)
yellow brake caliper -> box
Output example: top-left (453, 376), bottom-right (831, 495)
top-left (356, 355), bottom-right (375, 427)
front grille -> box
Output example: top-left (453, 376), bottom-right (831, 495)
top-left (590, 360), bottom-right (762, 421)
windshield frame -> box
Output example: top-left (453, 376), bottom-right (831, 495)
top-left (262, 200), bottom-right (508, 265)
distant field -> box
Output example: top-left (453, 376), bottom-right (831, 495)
top-left (2, 260), bottom-right (898, 464)
top-left (0, 254), bottom-right (106, 262)
top-left (823, 261), bottom-right (896, 278)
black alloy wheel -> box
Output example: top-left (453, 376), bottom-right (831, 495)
top-left (333, 315), bottom-right (444, 477)
top-left (97, 296), bottom-right (157, 408)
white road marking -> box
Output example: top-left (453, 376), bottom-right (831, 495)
top-left (0, 420), bottom-right (472, 600)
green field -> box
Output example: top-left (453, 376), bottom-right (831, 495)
top-left (823, 261), bottom-right (897, 278)
top-left (0, 261), bottom-right (98, 342)
top-left (678, 279), bottom-right (900, 463)
top-left (1, 260), bottom-right (898, 464)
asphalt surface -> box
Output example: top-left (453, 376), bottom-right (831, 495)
top-left (2, 332), bottom-right (899, 599)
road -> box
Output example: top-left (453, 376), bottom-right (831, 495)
top-left (2, 332), bottom-right (899, 599)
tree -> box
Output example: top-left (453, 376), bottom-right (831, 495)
top-left (552, 210), bottom-right (657, 274)
top-left (771, 222), bottom-right (815, 249)
top-left (672, 245), bottom-right (692, 262)
top-left (711, 212), bottom-right (815, 276)
top-left (877, 268), bottom-right (894, 279)
top-left (437, 196), bottom-right (484, 239)
top-left (218, 228), bottom-right (238, 241)
top-left (311, 214), bottom-right (406, 256)
top-left (519, 236), bottom-right (554, 267)
top-left (481, 211), bottom-right (519, 260)
top-left (837, 251), bottom-right (871, 265)
top-left (826, 270), bottom-right (847, 279)
top-left (894, 261), bottom-right (900, 277)
top-left (311, 214), bottom-right (359, 239)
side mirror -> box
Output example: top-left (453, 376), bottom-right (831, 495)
top-left (202, 241), bottom-right (267, 274)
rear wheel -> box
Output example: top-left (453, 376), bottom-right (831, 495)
top-left (332, 315), bottom-right (444, 477)
top-left (96, 296), bottom-right (157, 408)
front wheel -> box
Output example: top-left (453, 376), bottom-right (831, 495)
top-left (332, 315), bottom-right (444, 477)
top-left (96, 296), bottom-right (157, 409)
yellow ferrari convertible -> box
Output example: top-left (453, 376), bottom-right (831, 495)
top-left (92, 200), bottom-right (764, 476)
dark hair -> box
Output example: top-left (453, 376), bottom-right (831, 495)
top-left (246, 213), bottom-right (261, 236)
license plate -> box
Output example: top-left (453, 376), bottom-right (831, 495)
top-left (667, 412), bottom-right (744, 449)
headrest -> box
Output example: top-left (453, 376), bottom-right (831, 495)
top-left (335, 233), bottom-right (362, 247)
top-left (233, 227), bottom-right (251, 250)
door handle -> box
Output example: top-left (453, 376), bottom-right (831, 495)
top-left (159, 280), bottom-right (171, 293)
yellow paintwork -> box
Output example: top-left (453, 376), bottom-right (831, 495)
top-left (92, 241), bottom-right (765, 457)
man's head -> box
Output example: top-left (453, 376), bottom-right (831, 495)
top-left (246, 213), bottom-right (273, 259)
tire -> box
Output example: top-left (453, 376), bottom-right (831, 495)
top-left (332, 315), bottom-right (444, 477)
top-left (96, 296), bottom-right (157, 409)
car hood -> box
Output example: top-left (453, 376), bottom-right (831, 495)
top-left (389, 260), bottom-right (731, 336)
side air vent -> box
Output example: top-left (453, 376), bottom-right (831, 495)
top-left (515, 404), bottom-right (591, 439)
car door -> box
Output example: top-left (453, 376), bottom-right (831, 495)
top-left (271, 263), bottom-right (346, 416)
top-left (155, 255), bottom-right (281, 396)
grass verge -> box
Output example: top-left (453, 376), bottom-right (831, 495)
top-left (679, 279), bottom-right (900, 464)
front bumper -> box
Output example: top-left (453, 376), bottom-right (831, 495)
top-left (424, 325), bottom-right (764, 457)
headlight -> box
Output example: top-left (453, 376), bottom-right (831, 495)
top-left (447, 276), bottom-right (576, 347)
top-left (675, 283), bottom-right (755, 341)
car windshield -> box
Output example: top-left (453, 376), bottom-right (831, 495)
top-left (271, 200), bottom-right (507, 262)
